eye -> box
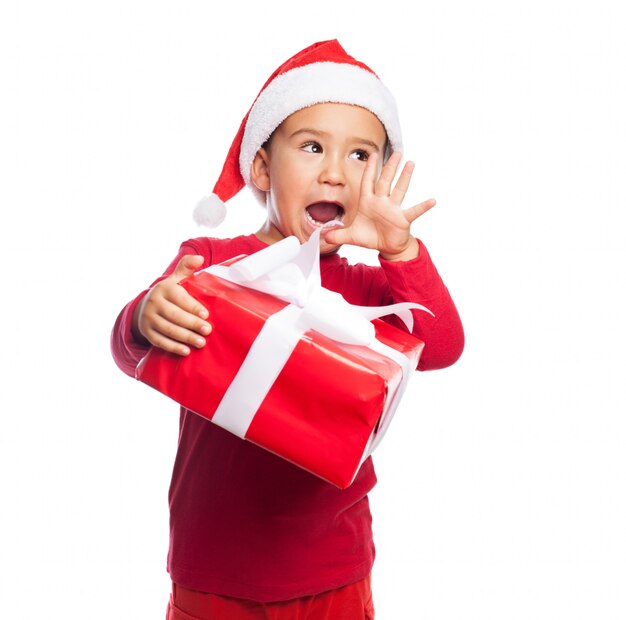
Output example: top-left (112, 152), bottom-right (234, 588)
top-left (349, 149), bottom-right (369, 162)
top-left (302, 142), bottom-right (322, 154)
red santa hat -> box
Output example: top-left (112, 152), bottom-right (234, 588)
top-left (193, 39), bottom-right (403, 227)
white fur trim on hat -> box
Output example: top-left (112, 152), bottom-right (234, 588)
top-left (239, 62), bottom-right (403, 204)
top-left (193, 194), bottom-right (227, 228)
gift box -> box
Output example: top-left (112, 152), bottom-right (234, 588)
top-left (136, 231), bottom-right (429, 488)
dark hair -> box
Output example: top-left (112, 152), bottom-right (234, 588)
top-left (260, 136), bottom-right (273, 153)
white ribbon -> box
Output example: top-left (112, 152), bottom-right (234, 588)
top-left (203, 229), bottom-right (434, 466)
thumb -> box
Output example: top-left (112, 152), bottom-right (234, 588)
top-left (322, 226), bottom-right (352, 247)
top-left (171, 254), bottom-right (204, 282)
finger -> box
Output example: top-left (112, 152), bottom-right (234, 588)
top-left (322, 225), bottom-right (353, 247)
top-left (375, 152), bottom-right (402, 196)
top-left (403, 198), bottom-right (437, 223)
top-left (390, 161), bottom-right (415, 205)
top-left (165, 281), bottom-right (209, 320)
top-left (150, 313), bottom-right (209, 350)
top-left (158, 297), bottom-right (212, 336)
top-left (359, 152), bottom-right (379, 199)
top-left (171, 254), bottom-right (204, 282)
top-left (143, 327), bottom-right (193, 356)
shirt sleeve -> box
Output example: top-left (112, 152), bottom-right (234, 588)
top-left (110, 239), bottom-right (213, 378)
top-left (374, 240), bottom-right (464, 371)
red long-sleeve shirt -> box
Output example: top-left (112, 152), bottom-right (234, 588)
top-left (111, 233), bottom-right (463, 601)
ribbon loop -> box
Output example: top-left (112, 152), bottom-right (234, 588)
top-left (298, 287), bottom-right (376, 345)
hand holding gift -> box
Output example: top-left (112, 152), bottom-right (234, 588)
top-left (132, 254), bottom-right (212, 356)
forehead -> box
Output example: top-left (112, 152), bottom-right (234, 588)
top-left (275, 102), bottom-right (387, 144)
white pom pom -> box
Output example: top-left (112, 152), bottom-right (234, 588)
top-left (193, 194), bottom-right (227, 227)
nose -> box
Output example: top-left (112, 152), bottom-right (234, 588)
top-left (318, 153), bottom-right (346, 186)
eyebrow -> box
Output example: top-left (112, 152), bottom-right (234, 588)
top-left (289, 128), bottom-right (382, 151)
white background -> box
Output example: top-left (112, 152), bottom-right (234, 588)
top-left (2, 1), bottom-right (625, 618)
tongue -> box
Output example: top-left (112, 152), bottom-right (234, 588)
top-left (307, 202), bottom-right (340, 223)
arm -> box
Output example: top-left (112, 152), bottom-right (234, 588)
top-left (324, 151), bottom-right (464, 371)
top-left (378, 242), bottom-right (464, 371)
top-left (110, 292), bottom-right (152, 378)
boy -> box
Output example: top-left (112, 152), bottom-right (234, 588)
top-left (111, 40), bottom-right (464, 619)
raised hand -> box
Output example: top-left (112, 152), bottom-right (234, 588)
top-left (323, 152), bottom-right (435, 261)
top-left (132, 255), bottom-right (212, 356)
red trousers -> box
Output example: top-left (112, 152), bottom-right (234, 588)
top-left (166, 575), bottom-right (374, 620)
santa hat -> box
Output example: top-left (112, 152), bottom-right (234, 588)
top-left (193, 39), bottom-right (403, 227)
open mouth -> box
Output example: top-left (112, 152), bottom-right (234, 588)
top-left (305, 202), bottom-right (345, 228)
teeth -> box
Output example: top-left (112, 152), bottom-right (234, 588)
top-left (305, 209), bottom-right (323, 227)
top-left (305, 209), bottom-right (343, 227)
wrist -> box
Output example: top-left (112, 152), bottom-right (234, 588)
top-left (380, 237), bottom-right (419, 262)
top-left (131, 297), bottom-right (150, 345)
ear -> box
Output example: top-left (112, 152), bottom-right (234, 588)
top-left (250, 147), bottom-right (271, 192)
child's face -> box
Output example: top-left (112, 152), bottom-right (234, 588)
top-left (252, 102), bottom-right (387, 254)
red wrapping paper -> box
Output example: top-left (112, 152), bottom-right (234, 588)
top-left (136, 270), bottom-right (424, 488)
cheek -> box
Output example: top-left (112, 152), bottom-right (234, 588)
top-left (272, 170), bottom-right (309, 205)
top-left (349, 158), bottom-right (374, 180)
top-left (346, 167), bottom-right (367, 199)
